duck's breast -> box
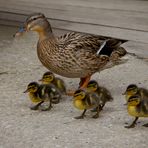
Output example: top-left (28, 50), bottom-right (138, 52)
top-left (128, 106), bottom-right (148, 117)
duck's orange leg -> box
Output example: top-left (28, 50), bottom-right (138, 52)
top-left (79, 75), bottom-right (91, 89)
top-left (66, 75), bottom-right (91, 96)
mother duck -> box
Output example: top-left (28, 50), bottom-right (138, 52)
top-left (17, 13), bottom-right (127, 95)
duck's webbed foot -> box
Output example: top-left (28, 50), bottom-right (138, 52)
top-left (92, 106), bottom-right (100, 119)
top-left (125, 124), bottom-right (136, 128)
top-left (74, 109), bottom-right (87, 119)
top-left (66, 76), bottom-right (91, 96)
top-left (52, 97), bottom-right (60, 104)
top-left (41, 100), bottom-right (52, 111)
top-left (74, 115), bottom-right (85, 119)
top-left (30, 101), bottom-right (44, 110)
top-left (41, 105), bottom-right (53, 111)
top-left (125, 117), bottom-right (138, 128)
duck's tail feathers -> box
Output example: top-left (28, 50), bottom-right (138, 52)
top-left (97, 39), bottom-right (128, 56)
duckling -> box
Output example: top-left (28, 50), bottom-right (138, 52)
top-left (123, 84), bottom-right (148, 104)
top-left (24, 82), bottom-right (61, 111)
top-left (125, 95), bottom-right (148, 128)
top-left (73, 89), bottom-right (101, 119)
top-left (86, 80), bottom-right (113, 110)
top-left (39, 71), bottom-right (66, 94)
top-left (16, 13), bottom-right (127, 95)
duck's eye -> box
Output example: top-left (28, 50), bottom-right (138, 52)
top-left (32, 17), bottom-right (37, 21)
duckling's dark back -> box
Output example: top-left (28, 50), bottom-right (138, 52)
top-left (86, 92), bottom-right (100, 106)
top-left (98, 87), bottom-right (113, 102)
top-left (37, 84), bottom-right (57, 99)
top-left (136, 99), bottom-right (148, 114)
top-left (139, 87), bottom-right (148, 99)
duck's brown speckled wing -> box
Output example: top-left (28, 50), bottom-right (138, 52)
top-left (55, 32), bottom-right (127, 77)
top-left (57, 32), bottom-right (126, 56)
top-left (58, 32), bottom-right (104, 53)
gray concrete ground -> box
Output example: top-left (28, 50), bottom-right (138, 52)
top-left (0, 25), bottom-right (148, 148)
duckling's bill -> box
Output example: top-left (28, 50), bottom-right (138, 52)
top-left (23, 88), bottom-right (29, 93)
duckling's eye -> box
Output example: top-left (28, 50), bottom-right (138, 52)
top-left (28, 86), bottom-right (33, 89)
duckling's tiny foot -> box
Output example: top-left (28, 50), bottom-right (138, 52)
top-left (30, 106), bottom-right (39, 110)
top-left (92, 114), bottom-right (99, 119)
top-left (124, 124), bottom-right (135, 128)
top-left (143, 123), bottom-right (148, 127)
top-left (74, 115), bottom-right (84, 119)
top-left (52, 98), bottom-right (60, 104)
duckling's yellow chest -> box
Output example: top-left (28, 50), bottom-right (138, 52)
top-left (29, 93), bottom-right (43, 103)
top-left (73, 100), bottom-right (86, 110)
top-left (73, 99), bottom-right (93, 110)
top-left (127, 106), bottom-right (148, 117)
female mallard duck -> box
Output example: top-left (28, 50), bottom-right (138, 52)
top-left (123, 84), bottom-right (148, 104)
top-left (73, 89), bottom-right (101, 119)
top-left (18, 13), bottom-right (127, 94)
top-left (24, 82), bottom-right (61, 110)
top-left (125, 95), bottom-right (148, 128)
top-left (86, 80), bottom-right (113, 110)
top-left (39, 71), bottom-right (66, 94)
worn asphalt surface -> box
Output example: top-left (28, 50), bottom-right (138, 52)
top-left (0, 25), bottom-right (148, 148)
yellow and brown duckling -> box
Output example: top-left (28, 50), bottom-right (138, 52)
top-left (73, 89), bottom-right (101, 119)
top-left (125, 95), bottom-right (148, 128)
top-left (16, 13), bottom-right (127, 95)
top-left (86, 80), bottom-right (113, 110)
top-left (123, 84), bottom-right (148, 104)
top-left (24, 82), bottom-right (61, 111)
top-left (39, 71), bottom-right (66, 94)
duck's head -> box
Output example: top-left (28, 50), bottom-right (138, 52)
top-left (127, 95), bottom-right (140, 106)
top-left (14, 13), bottom-right (52, 37)
top-left (73, 89), bottom-right (86, 100)
top-left (86, 80), bottom-right (99, 92)
top-left (24, 82), bottom-right (39, 93)
top-left (39, 71), bottom-right (55, 84)
top-left (25, 13), bottom-right (52, 33)
top-left (123, 84), bottom-right (138, 96)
